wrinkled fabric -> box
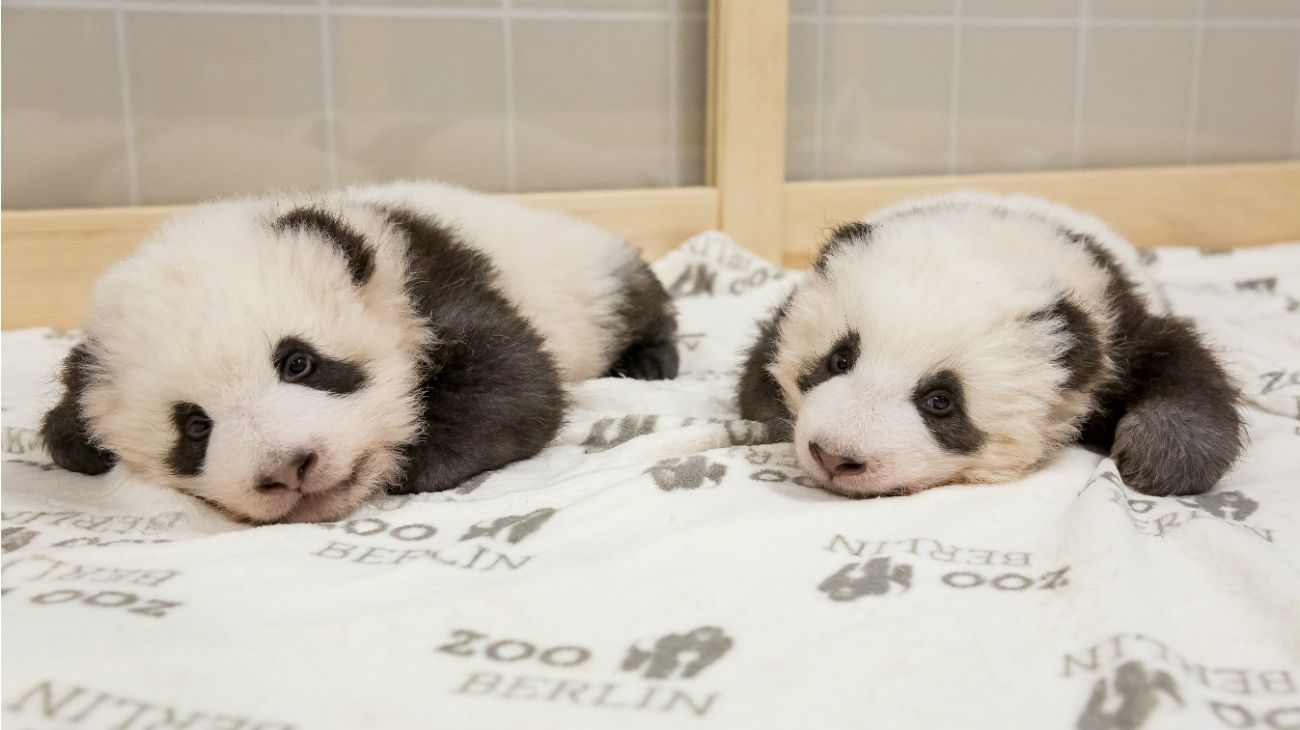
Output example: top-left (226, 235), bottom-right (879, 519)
top-left (2, 233), bottom-right (1298, 730)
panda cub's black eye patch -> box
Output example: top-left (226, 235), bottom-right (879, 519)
top-left (798, 330), bottom-right (860, 392)
top-left (272, 337), bottom-right (367, 395)
top-left (911, 370), bottom-right (985, 454)
top-left (169, 402), bottom-right (212, 477)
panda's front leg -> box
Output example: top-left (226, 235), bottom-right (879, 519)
top-left (1103, 315), bottom-right (1244, 497)
top-left (389, 331), bottom-right (566, 495)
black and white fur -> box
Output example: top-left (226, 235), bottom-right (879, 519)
top-left (739, 191), bottom-right (1243, 498)
top-left (41, 181), bottom-right (678, 523)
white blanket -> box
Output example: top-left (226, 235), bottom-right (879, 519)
top-left (3, 233), bottom-right (1299, 730)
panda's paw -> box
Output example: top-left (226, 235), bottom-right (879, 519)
top-left (1111, 396), bottom-right (1241, 497)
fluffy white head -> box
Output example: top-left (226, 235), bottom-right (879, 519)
top-left (770, 193), bottom-right (1122, 497)
top-left (76, 198), bottom-right (429, 522)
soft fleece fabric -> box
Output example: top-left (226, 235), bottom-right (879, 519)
top-left (2, 233), bottom-right (1298, 730)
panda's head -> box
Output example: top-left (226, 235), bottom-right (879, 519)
top-left (768, 204), bottom-right (1117, 497)
top-left (43, 199), bottom-right (430, 523)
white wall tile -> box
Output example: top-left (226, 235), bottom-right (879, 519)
top-left (127, 12), bottom-right (328, 203)
top-left (2, 8), bottom-right (131, 209)
top-left (963, 0), bottom-right (1079, 17)
top-left (1089, 0), bottom-right (1197, 18)
top-left (512, 18), bottom-right (676, 192)
top-left (822, 23), bottom-right (953, 176)
top-left (673, 14), bottom-right (709, 186)
top-left (332, 16), bottom-right (508, 191)
top-left (827, 0), bottom-right (954, 14)
top-left (957, 26), bottom-right (1077, 172)
top-left (1081, 27), bottom-right (1195, 167)
top-left (514, 0), bottom-right (668, 11)
top-left (1205, 1), bottom-right (1300, 18)
top-left (787, 20), bottom-right (820, 181)
top-left (1196, 27), bottom-right (1300, 162)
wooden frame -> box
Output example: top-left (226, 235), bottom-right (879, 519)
top-left (5, 0), bottom-right (1300, 331)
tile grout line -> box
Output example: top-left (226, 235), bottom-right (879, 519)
top-left (813, 0), bottom-right (827, 180)
top-left (946, 0), bottom-right (962, 175)
top-left (1070, 0), bottom-right (1089, 168)
top-left (113, 0), bottom-right (141, 205)
top-left (1184, 0), bottom-right (1206, 164)
top-left (502, 0), bottom-right (518, 193)
top-left (319, 0), bottom-right (339, 187)
top-left (666, 0), bottom-right (680, 187)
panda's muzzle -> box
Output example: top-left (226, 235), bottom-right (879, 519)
top-left (809, 442), bottom-right (868, 478)
top-left (255, 450), bottom-right (325, 494)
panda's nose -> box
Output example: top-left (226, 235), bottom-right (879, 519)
top-left (809, 442), bottom-right (867, 477)
top-left (256, 451), bottom-right (318, 493)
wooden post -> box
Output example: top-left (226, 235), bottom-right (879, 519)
top-left (707, 0), bottom-right (789, 262)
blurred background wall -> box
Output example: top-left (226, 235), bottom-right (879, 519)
top-left (2, 0), bottom-right (708, 208)
top-left (788, 0), bottom-right (1300, 179)
top-left (3, 0), bottom-right (1298, 210)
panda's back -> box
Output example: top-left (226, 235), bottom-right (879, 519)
top-left (864, 190), bottom-right (1162, 311)
top-left (344, 181), bottom-right (637, 381)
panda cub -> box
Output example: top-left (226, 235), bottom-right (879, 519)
top-left (42, 181), bottom-right (678, 523)
top-left (739, 191), bottom-right (1242, 498)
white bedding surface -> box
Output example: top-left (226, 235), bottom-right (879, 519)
top-left (3, 233), bottom-right (1299, 730)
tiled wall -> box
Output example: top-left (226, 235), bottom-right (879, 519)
top-left (1, 0), bottom-right (708, 209)
top-left (9, 2), bottom-right (1300, 209)
top-left (789, 0), bottom-right (1300, 179)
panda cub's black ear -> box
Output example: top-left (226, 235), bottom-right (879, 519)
top-left (813, 222), bottom-right (874, 274)
top-left (41, 344), bottom-right (116, 475)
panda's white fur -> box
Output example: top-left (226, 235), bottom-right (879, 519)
top-left (44, 181), bottom-right (677, 523)
top-left (739, 191), bottom-right (1242, 499)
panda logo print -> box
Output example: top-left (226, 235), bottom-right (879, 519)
top-left (818, 558), bottom-right (913, 601)
top-left (621, 626), bottom-right (734, 680)
top-left (459, 508), bottom-right (556, 544)
top-left (1176, 492), bottom-right (1258, 522)
top-left (1077, 661), bottom-right (1183, 730)
top-left (646, 456), bottom-right (727, 492)
top-left (1, 527), bottom-right (39, 554)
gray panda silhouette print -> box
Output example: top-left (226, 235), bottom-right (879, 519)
top-left (1077, 661), bottom-right (1182, 730)
top-left (621, 627), bottom-right (734, 680)
top-left (459, 508), bottom-right (556, 544)
top-left (1177, 491), bottom-right (1259, 522)
top-left (646, 455), bottom-right (727, 491)
top-left (818, 558), bottom-right (913, 601)
top-left (1, 527), bottom-right (39, 553)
